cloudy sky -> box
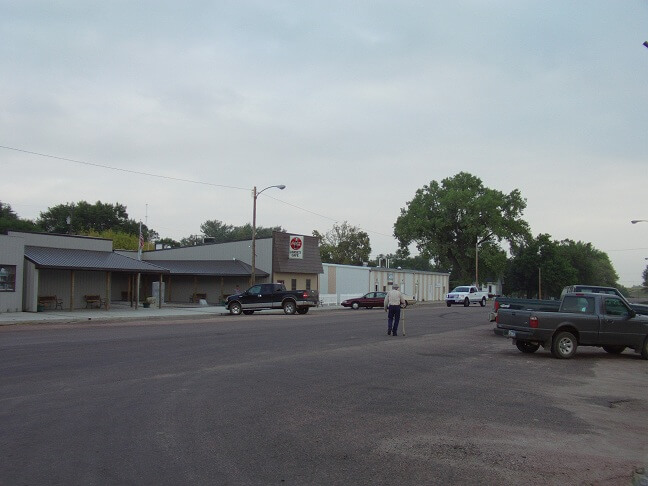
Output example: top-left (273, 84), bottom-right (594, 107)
top-left (2, 1), bottom-right (648, 286)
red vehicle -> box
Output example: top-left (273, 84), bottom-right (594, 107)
top-left (341, 292), bottom-right (415, 310)
top-left (341, 292), bottom-right (388, 310)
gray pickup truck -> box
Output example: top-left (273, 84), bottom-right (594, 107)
top-left (489, 285), bottom-right (648, 322)
top-left (494, 292), bottom-right (648, 359)
top-left (226, 283), bottom-right (319, 315)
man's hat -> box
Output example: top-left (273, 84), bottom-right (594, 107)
top-left (393, 284), bottom-right (399, 289)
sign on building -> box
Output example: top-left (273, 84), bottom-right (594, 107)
top-left (289, 235), bottom-right (304, 259)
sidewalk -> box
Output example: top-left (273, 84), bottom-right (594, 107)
top-left (0, 301), bottom-right (348, 326)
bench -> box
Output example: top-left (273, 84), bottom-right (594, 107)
top-left (84, 294), bottom-right (107, 309)
top-left (190, 292), bottom-right (207, 303)
top-left (38, 295), bottom-right (63, 310)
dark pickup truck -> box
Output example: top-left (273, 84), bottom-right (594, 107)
top-left (489, 285), bottom-right (648, 322)
top-left (494, 292), bottom-right (648, 359)
top-left (226, 283), bottom-right (319, 315)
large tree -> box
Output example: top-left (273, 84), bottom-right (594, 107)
top-left (504, 235), bottom-right (619, 298)
top-left (313, 222), bottom-right (371, 265)
top-left (394, 172), bottom-right (530, 285)
top-left (37, 201), bottom-right (157, 240)
top-left (198, 220), bottom-right (284, 243)
top-left (505, 234), bottom-right (577, 298)
top-left (0, 201), bottom-right (41, 233)
top-left (557, 239), bottom-right (618, 287)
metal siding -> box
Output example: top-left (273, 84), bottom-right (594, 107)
top-left (8, 231), bottom-right (113, 251)
top-left (0, 235), bottom-right (25, 312)
top-left (141, 239), bottom-right (274, 275)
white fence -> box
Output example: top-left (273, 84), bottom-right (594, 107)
top-left (319, 293), bottom-right (364, 306)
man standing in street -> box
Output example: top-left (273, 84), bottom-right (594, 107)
top-left (384, 284), bottom-right (406, 336)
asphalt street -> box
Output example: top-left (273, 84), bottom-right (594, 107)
top-left (1, 304), bottom-right (647, 485)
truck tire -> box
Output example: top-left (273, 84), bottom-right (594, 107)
top-left (283, 300), bottom-right (296, 315)
top-left (229, 302), bottom-right (242, 315)
top-left (480, 297), bottom-right (486, 307)
top-left (296, 307), bottom-right (309, 314)
top-left (641, 337), bottom-right (648, 360)
top-left (446, 302), bottom-right (451, 307)
top-left (516, 341), bottom-right (540, 353)
top-left (602, 345), bottom-right (625, 354)
top-left (551, 331), bottom-right (577, 359)
top-left (464, 297), bottom-right (470, 307)
top-left (352, 302), bottom-right (360, 310)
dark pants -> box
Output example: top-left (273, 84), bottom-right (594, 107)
top-left (387, 305), bottom-right (401, 334)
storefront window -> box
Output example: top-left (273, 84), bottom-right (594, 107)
top-left (0, 265), bottom-right (16, 292)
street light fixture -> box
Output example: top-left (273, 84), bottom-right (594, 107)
top-left (631, 220), bottom-right (647, 224)
top-left (250, 184), bottom-right (286, 286)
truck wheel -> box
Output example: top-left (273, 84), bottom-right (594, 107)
top-left (640, 337), bottom-right (648, 360)
top-left (480, 297), bottom-right (486, 307)
top-left (283, 301), bottom-right (296, 315)
top-left (229, 302), bottom-right (242, 315)
top-left (602, 345), bottom-right (625, 354)
top-left (464, 298), bottom-right (470, 307)
top-left (446, 302), bottom-right (451, 307)
top-left (516, 341), bottom-right (540, 353)
top-left (296, 307), bottom-right (309, 314)
top-left (351, 302), bottom-right (360, 310)
top-left (551, 331), bottom-right (577, 359)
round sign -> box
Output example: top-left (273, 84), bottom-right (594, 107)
top-left (290, 237), bottom-right (303, 250)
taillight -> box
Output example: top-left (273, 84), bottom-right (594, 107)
top-left (494, 301), bottom-right (500, 311)
top-left (302, 291), bottom-right (309, 298)
top-left (530, 316), bottom-right (539, 328)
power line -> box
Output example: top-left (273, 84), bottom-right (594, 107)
top-left (1, 144), bottom-right (396, 240)
top-left (0, 145), bottom-right (249, 191)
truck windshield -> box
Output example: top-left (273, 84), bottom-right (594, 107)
top-left (452, 287), bottom-right (470, 292)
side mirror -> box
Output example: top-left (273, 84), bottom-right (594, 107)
top-left (629, 309), bottom-right (637, 318)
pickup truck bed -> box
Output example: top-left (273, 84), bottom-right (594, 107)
top-left (494, 292), bottom-right (648, 359)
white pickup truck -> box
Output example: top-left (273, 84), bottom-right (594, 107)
top-left (446, 285), bottom-right (489, 307)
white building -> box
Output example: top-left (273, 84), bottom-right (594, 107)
top-left (319, 263), bottom-right (449, 305)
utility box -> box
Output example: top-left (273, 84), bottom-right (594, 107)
top-left (151, 282), bottom-right (166, 304)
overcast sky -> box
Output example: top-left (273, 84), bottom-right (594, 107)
top-left (2, 1), bottom-right (647, 286)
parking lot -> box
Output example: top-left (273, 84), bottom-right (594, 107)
top-left (1, 304), bottom-right (647, 485)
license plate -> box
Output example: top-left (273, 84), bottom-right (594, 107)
top-left (507, 330), bottom-right (516, 338)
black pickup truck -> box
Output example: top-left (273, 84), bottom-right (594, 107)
top-left (489, 285), bottom-right (648, 322)
top-left (226, 283), bottom-right (319, 315)
top-left (494, 292), bottom-right (648, 359)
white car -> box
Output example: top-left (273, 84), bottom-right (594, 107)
top-left (446, 286), bottom-right (488, 307)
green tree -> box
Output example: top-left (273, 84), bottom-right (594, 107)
top-left (557, 239), bottom-right (618, 286)
top-left (505, 234), bottom-right (577, 298)
top-left (84, 229), bottom-right (154, 251)
top-left (643, 266), bottom-right (648, 287)
top-left (199, 220), bottom-right (284, 243)
top-left (0, 202), bottom-right (41, 232)
top-left (313, 222), bottom-right (371, 265)
top-left (37, 201), bottom-right (157, 240)
top-left (394, 172), bottom-right (530, 285)
top-left (156, 237), bottom-right (181, 249)
top-left (375, 249), bottom-right (437, 271)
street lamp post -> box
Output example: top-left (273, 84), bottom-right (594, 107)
top-left (250, 184), bottom-right (286, 286)
top-left (631, 220), bottom-right (647, 224)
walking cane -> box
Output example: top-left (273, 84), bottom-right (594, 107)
top-left (401, 304), bottom-right (406, 336)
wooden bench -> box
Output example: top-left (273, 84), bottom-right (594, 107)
top-left (190, 292), bottom-right (207, 303)
top-left (38, 295), bottom-right (63, 310)
top-left (84, 294), bottom-right (106, 309)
